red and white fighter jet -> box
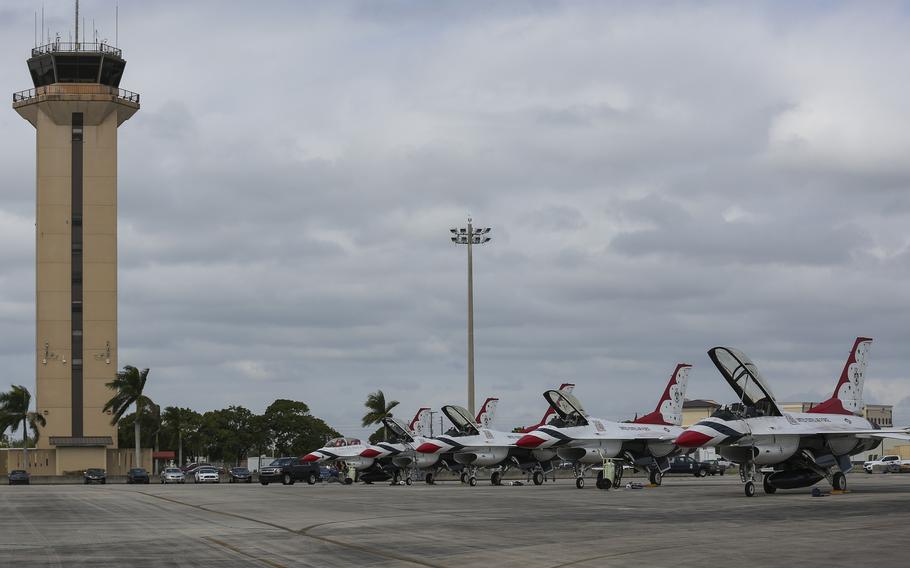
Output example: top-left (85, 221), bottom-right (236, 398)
top-left (415, 384), bottom-right (578, 486)
top-left (676, 337), bottom-right (910, 497)
top-left (302, 407), bottom-right (435, 483)
top-left (516, 364), bottom-right (692, 489)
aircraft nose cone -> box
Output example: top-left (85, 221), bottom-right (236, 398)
top-left (301, 453), bottom-right (320, 462)
top-left (359, 448), bottom-right (381, 458)
top-left (676, 430), bottom-right (713, 448)
top-left (516, 434), bottom-right (546, 448)
top-left (416, 442), bottom-right (442, 454)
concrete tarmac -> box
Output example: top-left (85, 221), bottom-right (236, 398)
top-left (2, 474), bottom-right (909, 567)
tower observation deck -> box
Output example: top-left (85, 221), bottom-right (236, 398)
top-left (12, 38), bottom-right (140, 474)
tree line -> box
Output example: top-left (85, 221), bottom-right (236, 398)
top-left (2, 363), bottom-right (404, 468)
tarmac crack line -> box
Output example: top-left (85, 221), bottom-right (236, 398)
top-left (135, 490), bottom-right (447, 568)
top-left (201, 536), bottom-right (290, 568)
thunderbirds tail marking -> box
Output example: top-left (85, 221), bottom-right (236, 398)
top-left (808, 337), bottom-right (872, 416)
top-left (634, 364), bottom-right (692, 426)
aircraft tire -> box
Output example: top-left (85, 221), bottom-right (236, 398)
top-left (405, 477), bottom-right (412, 485)
top-left (491, 471), bottom-right (502, 486)
top-left (425, 472), bottom-right (434, 485)
top-left (833, 472), bottom-right (847, 491)
top-left (533, 471), bottom-right (544, 486)
top-left (460, 472), bottom-right (468, 484)
top-left (650, 470), bottom-right (662, 486)
top-left (762, 474), bottom-right (776, 494)
top-left (744, 480), bottom-right (755, 497)
top-left (469, 476), bottom-right (477, 487)
top-left (596, 471), bottom-right (604, 489)
top-left (575, 477), bottom-right (584, 489)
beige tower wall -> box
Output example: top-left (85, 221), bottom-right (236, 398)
top-left (24, 94), bottom-right (135, 453)
top-left (35, 106), bottom-right (73, 448)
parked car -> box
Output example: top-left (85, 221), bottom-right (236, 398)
top-left (702, 459), bottom-right (729, 476)
top-left (194, 467), bottom-right (220, 483)
top-left (259, 457), bottom-right (320, 486)
top-left (160, 467), bottom-right (186, 484)
top-left (126, 468), bottom-right (150, 484)
top-left (8, 470), bottom-right (30, 485)
top-left (667, 456), bottom-right (710, 477)
top-left (864, 455), bottom-right (902, 473)
top-left (84, 468), bottom-right (107, 484)
top-left (228, 467), bottom-right (252, 483)
top-left (183, 462), bottom-right (211, 477)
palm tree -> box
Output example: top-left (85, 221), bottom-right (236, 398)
top-left (104, 366), bottom-right (154, 468)
top-left (0, 385), bottom-right (46, 471)
top-left (361, 390), bottom-right (399, 441)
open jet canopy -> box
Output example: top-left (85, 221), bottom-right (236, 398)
top-left (708, 347), bottom-right (782, 417)
top-left (543, 389), bottom-right (589, 426)
top-left (441, 405), bottom-right (480, 435)
top-left (381, 417), bottom-right (414, 443)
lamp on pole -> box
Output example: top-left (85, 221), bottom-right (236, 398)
top-left (450, 217), bottom-right (492, 416)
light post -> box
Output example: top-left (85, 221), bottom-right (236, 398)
top-left (450, 217), bottom-right (492, 416)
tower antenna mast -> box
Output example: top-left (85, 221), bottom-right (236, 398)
top-left (75, 0), bottom-right (79, 47)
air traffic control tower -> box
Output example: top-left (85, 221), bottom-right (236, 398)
top-left (13, 37), bottom-right (139, 473)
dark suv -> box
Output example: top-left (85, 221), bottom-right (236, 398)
top-left (84, 468), bottom-right (107, 484)
top-left (667, 456), bottom-right (710, 477)
top-left (126, 468), bottom-right (150, 484)
top-left (259, 457), bottom-right (320, 486)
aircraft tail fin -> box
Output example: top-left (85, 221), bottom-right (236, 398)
top-left (807, 337), bottom-right (872, 416)
top-left (517, 383), bottom-right (575, 433)
top-left (409, 407), bottom-right (432, 436)
top-left (475, 398), bottom-right (499, 429)
top-left (633, 364), bottom-right (692, 426)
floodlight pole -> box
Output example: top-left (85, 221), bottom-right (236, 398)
top-left (450, 218), bottom-right (492, 416)
top-left (467, 218), bottom-right (475, 417)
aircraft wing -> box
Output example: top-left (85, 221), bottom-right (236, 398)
top-left (822, 428), bottom-right (910, 441)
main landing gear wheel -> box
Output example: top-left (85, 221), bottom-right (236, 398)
top-left (762, 474), bottom-right (776, 494)
top-left (460, 472), bottom-right (468, 484)
top-left (425, 472), bottom-right (435, 485)
top-left (649, 470), bottom-right (662, 486)
top-left (575, 477), bottom-right (585, 489)
top-left (405, 477), bottom-right (412, 485)
top-left (491, 471), bottom-right (502, 486)
top-left (468, 476), bottom-right (477, 487)
top-left (532, 471), bottom-right (544, 486)
top-left (744, 480), bottom-right (755, 497)
top-left (833, 472), bottom-right (847, 491)
top-left (393, 471), bottom-right (400, 484)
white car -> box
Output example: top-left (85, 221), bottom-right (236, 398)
top-left (194, 467), bottom-right (220, 483)
top-left (160, 467), bottom-right (186, 484)
top-left (863, 455), bottom-right (902, 473)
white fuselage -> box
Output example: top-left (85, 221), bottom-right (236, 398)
top-left (684, 412), bottom-right (878, 466)
top-left (519, 419), bottom-right (684, 464)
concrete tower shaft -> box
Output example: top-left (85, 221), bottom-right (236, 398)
top-left (13, 41), bottom-right (139, 474)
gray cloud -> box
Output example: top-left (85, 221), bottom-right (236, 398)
top-left (2, 1), bottom-right (910, 436)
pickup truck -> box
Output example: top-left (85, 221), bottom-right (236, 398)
top-left (667, 456), bottom-right (711, 477)
top-left (863, 455), bottom-right (904, 473)
top-left (258, 457), bottom-right (321, 485)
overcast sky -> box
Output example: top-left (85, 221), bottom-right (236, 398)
top-left (2, 1), bottom-right (909, 440)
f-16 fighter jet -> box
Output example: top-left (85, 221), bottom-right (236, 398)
top-left (302, 407), bottom-right (434, 483)
top-left (415, 384), bottom-right (578, 486)
top-left (516, 364), bottom-right (691, 489)
top-left (676, 337), bottom-right (910, 497)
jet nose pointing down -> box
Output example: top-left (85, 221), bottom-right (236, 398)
top-left (301, 453), bottom-right (320, 462)
top-left (415, 442), bottom-right (442, 454)
top-left (515, 434), bottom-right (546, 448)
top-left (675, 430), bottom-right (714, 448)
